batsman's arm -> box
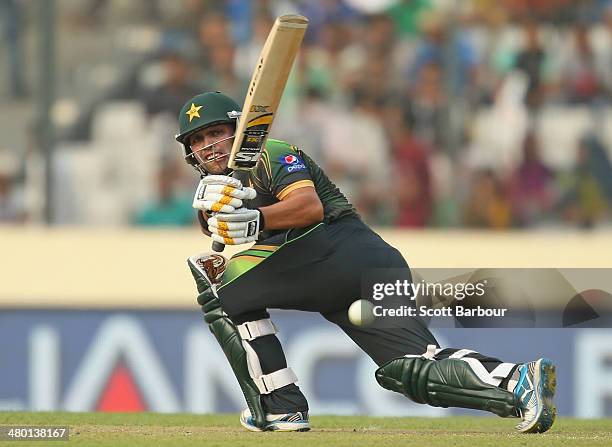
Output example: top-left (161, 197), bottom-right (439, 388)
top-left (260, 187), bottom-right (323, 230)
top-left (208, 186), bottom-right (323, 250)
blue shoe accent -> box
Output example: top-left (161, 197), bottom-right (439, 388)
top-left (239, 409), bottom-right (265, 432)
top-left (239, 408), bottom-right (310, 432)
top-left (514, 358), bottom-right (557, 433)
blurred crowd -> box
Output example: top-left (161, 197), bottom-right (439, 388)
top-left (1, 0), bottom-right (612, 229)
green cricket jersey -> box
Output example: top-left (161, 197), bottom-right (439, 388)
top-left (233, 139), bottom-right (357, 240)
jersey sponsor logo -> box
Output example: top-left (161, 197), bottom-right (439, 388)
top-left (278, 153), bottom-right (306, 173)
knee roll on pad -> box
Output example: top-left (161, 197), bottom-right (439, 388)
top-left (375, 352), bottom-right (518, 417)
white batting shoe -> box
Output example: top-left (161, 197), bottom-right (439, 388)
top-left (239, 408), bottom-right (310, 432)
top-left (514, 358), bottom-right (557, 433)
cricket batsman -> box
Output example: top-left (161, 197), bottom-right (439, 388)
top-left (175, 91), bottom-right (557, 433)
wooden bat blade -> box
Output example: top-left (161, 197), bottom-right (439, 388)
top-left (228, 14), bottom-right (308, 170)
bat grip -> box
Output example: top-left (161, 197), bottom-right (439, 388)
top-left (209, 170), bottom-right (238, 253)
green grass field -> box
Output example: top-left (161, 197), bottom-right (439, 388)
top-left (1, 413), bottom-right (610, 447)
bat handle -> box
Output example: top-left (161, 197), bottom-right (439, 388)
top-left (210, 171), bottom-right (236, 254)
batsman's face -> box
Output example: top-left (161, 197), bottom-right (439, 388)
top-left (189, 123), bottom-right (234, 174)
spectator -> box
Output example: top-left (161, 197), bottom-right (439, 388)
top-left (464, 170), bottom-right (512, 229)
top-left (197, 12), bottom-right (233, 72)
top-left (200, 42), bottom-right (248, 102)
top-left (140, 51), bottom-right (202, 119)
top-left (302, 20), bottom-right (353, 102)
top-left (362, 13), bottom-right (401, 76)
top-left (558, 23), bottom-right (607, 105)
top-left (276, 87), bottom-right (330, 166)
top-left (596, 3), bottom-right (612, 100)
top-left (504, 0), bottom-right (579, 24)
top-left (560, 134), bottom-right (611, 228)
top-left (298, 0), bottom-right (361, 45)
top-left (394, 161), bottom-right (432, 227)
top-left (133, 159), bottom-right (194, 227)
top-left (0, 0), bottom-right (26, 98)
top-left (0, 150), bottom-right (26, 223)
top-left (324, 91), bottom-right (392, 224)
top-left (465, 7), bottom-right (517, 106)
top-left (509, 132), bottom-right (554, 226)
top-left (233, 12), bottom-right (274, 80)
top-left (338, 13), bottom-right (415, 103)
top-left (386, 0), bottom-right (433, 37)
top-left (381, 100), bottom-right (433, 227)
top-left (409, 10), bottom-right (477, 95)
top-left (514, 20), bottom-right (549, 110)
top-left (404, 61), bottom-right (449, 149)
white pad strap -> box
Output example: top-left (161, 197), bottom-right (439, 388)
top-left (460, 357), bottom-right (500, 385)
top-left (237, 318), bottom-right (277, 341)
top-left (449, 349), bottom-right (476, 359)
top-left (242, 340), bottom-right (298, 394)
top-left (422, 344), bottom-right (440, 359)
top-left (238, 318), bottom-right (298, 394)
top-left (254, 368), bottom-right (298, 395)
top-left (461, 358), bottom-right (516, 387)
top-left (403, 344), bottom-right (442, 360)
top-left (490, 362), bottom-right (516, 379)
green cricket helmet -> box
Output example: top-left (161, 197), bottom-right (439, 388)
top-left (175, 91), bottom-right (241, 173)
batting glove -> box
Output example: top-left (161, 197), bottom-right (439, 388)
top-left (193, 175), bottom-right (257, 213)
top-left (208, 208), bottom-right (264, 245)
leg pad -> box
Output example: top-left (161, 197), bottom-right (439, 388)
top-left (376, 356), bottom-right (519, 417)
top-left (189, 255), bottom-right (268, 429)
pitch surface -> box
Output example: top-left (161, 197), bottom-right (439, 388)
top-left (0, 413), bottom-right (610, 446)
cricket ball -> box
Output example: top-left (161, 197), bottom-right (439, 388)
top-left (348, 299), bottom-right (375, 327)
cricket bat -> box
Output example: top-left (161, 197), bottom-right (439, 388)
top-left (212, 14), bottom-right (308, 252)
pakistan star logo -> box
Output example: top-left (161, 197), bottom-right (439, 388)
top-left (186, 103), bottom-right (203, 122)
